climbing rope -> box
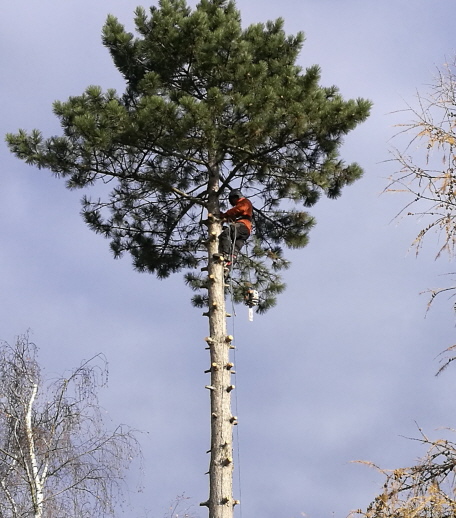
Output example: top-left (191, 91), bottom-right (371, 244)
top-left (227, 223), bottom-right (243, 517)
top-left (231, 318), bottom-right (243, 518)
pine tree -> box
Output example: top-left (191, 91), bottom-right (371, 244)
top-left (6, 1), bottom-right (371, 517)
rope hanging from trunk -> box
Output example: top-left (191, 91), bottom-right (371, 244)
top-left (228, 242), bottom-right (243, 518)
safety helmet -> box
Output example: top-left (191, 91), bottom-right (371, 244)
top-left (228, 189), bottom-right (242, 201)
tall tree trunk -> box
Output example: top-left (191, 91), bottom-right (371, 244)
top-left (201, 166), bottom-right (236, 518)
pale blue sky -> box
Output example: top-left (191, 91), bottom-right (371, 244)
top-left (2, 1), bottom-right (456, 517)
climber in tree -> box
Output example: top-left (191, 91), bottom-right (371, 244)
top-left (218, 190), bottom-right (253, 267)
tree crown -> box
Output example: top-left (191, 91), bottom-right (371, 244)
top-left (6, 0), bottom-right (371, 310)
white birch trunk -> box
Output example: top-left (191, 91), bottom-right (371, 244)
top-left (25, 383), bottom-right (44, 518)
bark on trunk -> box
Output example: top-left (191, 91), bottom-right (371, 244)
top-left (201, 166), bottom-right (236, 518)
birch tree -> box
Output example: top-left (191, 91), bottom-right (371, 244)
top-left (0, 334), bottom-right (140, 518)
top-left (6, 1), bottom-right (371, 517)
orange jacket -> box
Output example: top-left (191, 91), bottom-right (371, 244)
top-left (220, 197), bottom-right (253, 233)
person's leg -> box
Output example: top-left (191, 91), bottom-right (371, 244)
top-left (233, 223), bottom-right (250, 254)
top-left (218, 226), bottom-right (232, 256)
